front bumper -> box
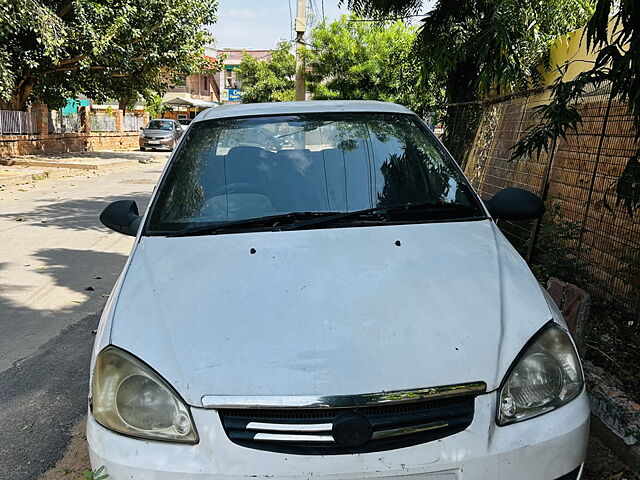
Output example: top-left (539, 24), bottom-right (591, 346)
top-left (139, 136), bottom-right (173, 148)
top-left (87, 390), bottom-right (590, 480)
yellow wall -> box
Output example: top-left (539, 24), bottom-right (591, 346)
top-left (541, 17), bottom-right (624, 88)
top-left (541, 26), bottom-right (593, 86)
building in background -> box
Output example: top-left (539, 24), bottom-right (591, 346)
top-left (215, 49), bottom-right (272, 104)
top-left (58, 46), bottom-right (275, 128)
top-left (161, 45), bottom-right (222, 121)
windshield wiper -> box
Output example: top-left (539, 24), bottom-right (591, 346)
top-left (165, 202), bottom-right (479, 237)
top-left (166, 211), bottom-right (342, 237)
top-left (279, 201), bottom-right (478, 231)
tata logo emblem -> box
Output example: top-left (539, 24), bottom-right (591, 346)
top-left (332, 412), bottom-right (373, 447)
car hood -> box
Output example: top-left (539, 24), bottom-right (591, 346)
top-left (142, 129), bottom-right (173, 137)
top-left (110, 220), bottom-right (553, 407)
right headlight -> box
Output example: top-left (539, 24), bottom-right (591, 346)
top-left (91, 346), bottom-right (198, 443)
top-left (497, 323), bottom-right (583, 425)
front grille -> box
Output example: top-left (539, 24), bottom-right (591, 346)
top-left (218, 395), bottom-right (476, 454)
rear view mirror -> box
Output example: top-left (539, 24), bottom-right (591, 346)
top-left (484, 187), bottom-right (545, 221)
top-left (100, 200), bottom-right (142, 236)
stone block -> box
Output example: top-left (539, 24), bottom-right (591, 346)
top-left (585, 360), bottom-right (640, 447)
top-left (546, 277), bottom-right (591, 355)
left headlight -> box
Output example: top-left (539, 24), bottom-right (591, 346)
top-left (91, 346), bottom-right (198, 443)
top-left (497, 323), bottom-right (583, 426)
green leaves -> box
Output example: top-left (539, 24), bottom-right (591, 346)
top-left (345, 0), bottom-right (594, 103)
top-left (78, 466), bottom-right (109, 480)
top-left (509, 0), bottom-right (640, 217)
top-left (304, 15), bottom-right (439, 114)
top-left (0, 0), bottom-right (220, 110)
top-left (235, 42), bottom-right (296, 104)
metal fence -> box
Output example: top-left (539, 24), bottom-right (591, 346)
top-left (90, 113), bottom-right (116, 132)
top-left (62, 114), bottom-right (81, 133)
top-left (49, 111), bottom-right (81, 133)
top-left (448, 84), bottom-right (640, 335)
top-left (0, 109), bottom-right (38, 134)
top-left (124, 114), bottom-right (144, 131)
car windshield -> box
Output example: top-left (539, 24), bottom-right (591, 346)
top-left (146, 113), bottom-right (484, 235)
top-left (146, 120), bottom-right (173, 131)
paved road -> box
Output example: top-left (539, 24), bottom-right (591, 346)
top-left (0, 152), bottom-right (168, 480)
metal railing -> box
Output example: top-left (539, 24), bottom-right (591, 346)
top-left (0, 109), bottom-right (38, 135)
top-left (124, 114), bottom-right (144, 131)
top-left (61, 114), bottom-right (81, 133)
top-left (90, 113), bottom-right (116, 132)
top-left (49, 112), bottom-right (81, 133)
top-left (446, 83), bottom-right (640, 334)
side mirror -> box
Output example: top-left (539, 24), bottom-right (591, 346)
top-left (484, 187), bottom-right (545, 221)
top-left (100, 200), bottom-right (142, 236)
top-left (140, 126), bottom-right (144, 131)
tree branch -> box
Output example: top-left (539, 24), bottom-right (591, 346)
top-left (57, 2), bottom-right (73, 17)
top-left (52, 19), bottom-right (164, 67)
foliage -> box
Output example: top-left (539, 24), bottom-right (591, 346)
top-left (0, 0), bottom-right (220, 111)
top-left (342, 0), bottom-right (593, 162)
top-left (77, 466), bottom-right (109, 480)
top-left (512, 0), bottom-right (640, 215)
top-left (343, 0), bottom-right (594, 103)
top-left (145, 93), bottom-right (171, 119)
top-left (235, 42), bottom-right (296, 103)
top-left (305, 16), bottom-right (440, 115)
top-left (529, 206), bottom-right (590, 286)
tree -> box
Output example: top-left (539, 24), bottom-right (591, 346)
top-left (509, 0), bottom-right (640, 215)
top-left (235, 42), bottom-right (296, 103)
top-left (342, 0), bottom-right (594, 160)
top-left (305, 15), bottom-right (439, 115)
top-left (0, 0), bottom-right (220, 111)
top-left (344, 0), bottom-right (594, 103)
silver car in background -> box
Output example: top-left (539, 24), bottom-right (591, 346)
top-left (139, 119), bottom-right (184, 151)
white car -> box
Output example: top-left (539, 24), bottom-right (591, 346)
top-left (90, 101), bottom-right (590, 480)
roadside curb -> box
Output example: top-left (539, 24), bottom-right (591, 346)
top-left (0, 157), bottom-right (138, 171)
top-left (586, 361), bottom-right (640, 473)
top-left (0, 154), bottom-right (164, 188)
top-left (0, 167), bottom-right (75, 187)
top-left (591, 415), bottom-right (640, 473)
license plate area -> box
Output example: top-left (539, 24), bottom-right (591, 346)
top-left (147, 140), bottom-right (161, 145)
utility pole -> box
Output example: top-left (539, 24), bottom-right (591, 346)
top-left (294, 0), bottom-right (307, 101)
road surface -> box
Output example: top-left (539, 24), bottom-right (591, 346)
top-left (0, 152), bottom-right (167, 480)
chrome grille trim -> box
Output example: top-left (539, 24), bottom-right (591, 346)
top-left (217, 390), bottom-right (480, 454)
top-left (371, 420), bottom-right (449, 440)
top-left (247, 420), bottom-right (451, 444)
top-left (201, 382), bottom-right (486, 409)
top-left (253, 433), bottom-right (334, 442)
top-left (246, 422), bottom-right (333, 432)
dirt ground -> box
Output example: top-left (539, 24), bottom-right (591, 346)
top-left (40, 417), bottom-right (639, 480)
top-left (39, 419), bottom-right (89, 480)
top-left (583, 434), bottom-right (639, 480)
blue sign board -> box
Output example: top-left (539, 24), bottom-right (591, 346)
top-left (227, 89), bottom-right (242, 102)
top-left (61, 98), bottom-right (90, 115)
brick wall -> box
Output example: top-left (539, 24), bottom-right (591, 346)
top-left (0, 132), bottom-right (140, 157)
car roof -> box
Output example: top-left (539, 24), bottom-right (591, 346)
top-left (194, 100), bottom-right (414, 123)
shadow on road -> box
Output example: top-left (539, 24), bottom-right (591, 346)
top-left (0, 246), bottom-right (128, 480)
top-left (0, 192), bottom-right (153, 479)
top-left (0, 191), bottom-right (151, 231)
